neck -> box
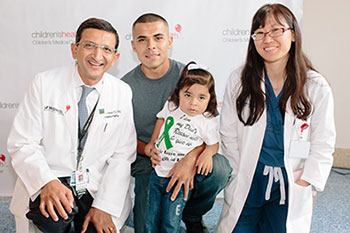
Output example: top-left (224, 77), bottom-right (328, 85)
top-left (80, 77), bottom-right (101, 86)
top-left (264, 61), bottom-right (287, 96)
top-left (141, 59), bottom-right (170, 79)
top-left (264, 58), bottom-right (287, 82)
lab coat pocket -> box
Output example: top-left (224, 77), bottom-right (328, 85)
top-left (289, 140), bottom-right (310, 159)
top-left (292, 182), bottom-right (313, 215)
top-left (289, 118), bottom-right (311, 159)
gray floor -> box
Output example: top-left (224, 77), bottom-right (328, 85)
top-left (1, 169), bottom-right (349, 233)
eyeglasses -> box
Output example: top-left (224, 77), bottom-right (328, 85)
top-left (76, 41), bottom-right (117, 54)
top-left (251, 28), bottom-right (292, 41)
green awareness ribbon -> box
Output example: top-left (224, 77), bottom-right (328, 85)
top-left (156, 116), bottom-right (174, 150)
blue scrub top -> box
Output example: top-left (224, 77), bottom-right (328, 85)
top-left (258, 75), bottom-right (285, 167)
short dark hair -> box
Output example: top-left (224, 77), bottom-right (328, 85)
top-left (132, 13), bottom-right (168, 30)
top-left (169, 61), bottom-right (217, 117)
top-left (75, 18), bottom-right (119, 50)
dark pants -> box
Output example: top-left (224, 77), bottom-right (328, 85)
top-left (233, 162), bottom-right (289, 233)
top-left (133, 153), bottom-right (232, 233)
top-left (26, 177), bottom-right (97, 233)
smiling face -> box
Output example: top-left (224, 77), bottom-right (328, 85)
top-left (71, 28), bottom-right (119, 86)
top-left (253, 15), bottom-right (295, 67)
top-left (179, 84), bottom-right (210, 116)
top-left (131, 21), bottom-right (173, 79)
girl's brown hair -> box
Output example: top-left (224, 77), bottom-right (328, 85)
top-left (169, 61), bottom-right (217, 117)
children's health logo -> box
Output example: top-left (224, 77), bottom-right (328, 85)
top-left (31, 30), bottom-right (76, 46)
top-left (221, 27), bottom-right (250, 43)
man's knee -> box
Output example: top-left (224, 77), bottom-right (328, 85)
top-left (211, 153), bottom-right (232, 184)
top-left (31, 218), bottom-right (73, 233)
top-left (26, 196), bottom-right (75, 233)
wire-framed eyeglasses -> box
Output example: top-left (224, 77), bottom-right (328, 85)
top-left (251, 28), bottom-right (292, 41)
top-left (76, 41), bottom-right (117, 54)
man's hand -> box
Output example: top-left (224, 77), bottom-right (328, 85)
top-left (166, 154), bottom-right (197, 201)
top-left (39, 180), bottom-right (74, 221)
top-left (81, 207), bottom-right (116, 233)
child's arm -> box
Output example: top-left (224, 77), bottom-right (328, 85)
top-left (144, 118), bottom-right (164, 167)
top-left (196, 142), bottom-right (219, 176)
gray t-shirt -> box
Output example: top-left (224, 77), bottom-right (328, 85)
top-left (122, 59), bottom-right (185, 175)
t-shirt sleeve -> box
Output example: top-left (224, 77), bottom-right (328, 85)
top-left (156, 101), bottom-right (171, 119)
top-left (201, 116), bottom-right (220, 145)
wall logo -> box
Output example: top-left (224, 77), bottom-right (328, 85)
top-left (0, 154), bottom-right (7, 168)
top-left (124, 23), bottom-right (184, 41)
top-left (170, 24), bottom-right (183, 40)
top-left (0, 101), bottom-right (19, 110)
top-left (175, 24), bottom-right (182, 33)
top-left (31, 30), bottom-right (76, 46)
top-left (222, 28), bottom-right (250, 43)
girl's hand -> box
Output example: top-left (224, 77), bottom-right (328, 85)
top-left (150, 147), bottom-right (161, 168)
top-left (196, 152), bottom-right (213, 176)
top-left (144, 141), bottom-right (155, 158)
top-left (144, 141), bottom-right (161, 167)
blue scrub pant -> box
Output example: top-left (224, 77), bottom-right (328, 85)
top-left (233, 162), bottom-right (289, 233)
top-left (133, 153), bottom-right (232, 233)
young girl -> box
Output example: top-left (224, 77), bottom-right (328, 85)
top-left (217, 3), bottom-right (335, 233)
top-left (144, 61), bottom-right (219, 233)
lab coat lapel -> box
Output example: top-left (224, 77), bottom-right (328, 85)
top-left (61, 69), bottom-right (78, 146)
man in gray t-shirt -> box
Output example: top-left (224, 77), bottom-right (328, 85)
top-left (122, 13), bottom-right (231, 233)
top-left (122, 59), bottom-right (184, 176)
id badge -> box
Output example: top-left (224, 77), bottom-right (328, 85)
top-left (70, 171), bottom-right (76, 186)
top-left (289, 140), bottom-right (310, 159)
top-left (75, 169), bottom-right (89, 195)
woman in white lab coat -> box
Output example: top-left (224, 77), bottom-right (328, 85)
top-left (217, 3), bottom-right (335, 233)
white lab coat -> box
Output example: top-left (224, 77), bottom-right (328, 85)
top-left (217, 68), bottom-right (336, 233)
top-left (7, 64), bottom-right (137, 232)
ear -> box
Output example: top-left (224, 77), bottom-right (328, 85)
top-left (131, 40), bottom-right (137, 52)
top-left (71, 43), bottom-right (77, 59)
top-left (291, 30), bottom-right (296, 42)
top-left (111, 52), bottom-right (120, 66)
top-left (168, 35), bottom-right (174, 49)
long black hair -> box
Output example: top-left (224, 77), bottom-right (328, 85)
top-left (237, 3), bottom-right (314, 126)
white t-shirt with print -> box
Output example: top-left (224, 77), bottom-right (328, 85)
top-left (155, 101), bottom-right (219, 177)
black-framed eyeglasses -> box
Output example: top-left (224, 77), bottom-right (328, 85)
top-left (251, 28), bottom-right (292, 41)
top-left (76, 41), bottom-right (117, 54)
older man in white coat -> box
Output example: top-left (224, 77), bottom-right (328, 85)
top-left (7, 18), bottom-right (136, 233)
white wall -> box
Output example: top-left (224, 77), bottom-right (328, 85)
top-left (302, 0), bottom-right (350, 148)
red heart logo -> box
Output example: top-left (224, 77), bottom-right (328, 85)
top-left (66, 105), bottom-right (71, 111)
top-left (175, 24), bottom-right (182, 33)
top-left (0, 154), bottom-right (5, 162)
